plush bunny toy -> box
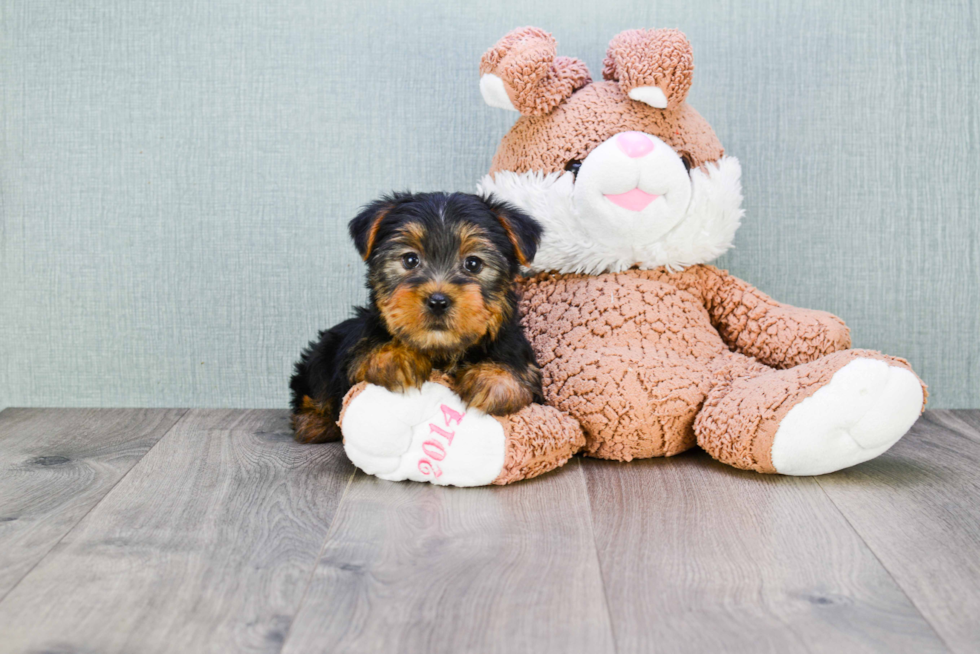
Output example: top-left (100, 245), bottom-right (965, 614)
top-left (338, 27), bottom-right (926, 486)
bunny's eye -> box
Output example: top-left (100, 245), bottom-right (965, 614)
top-left (565, 160), bottom-right (583, 178)
top-left (680, 153), bottom-right (693, 172)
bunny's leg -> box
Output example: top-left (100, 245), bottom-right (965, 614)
top-left (695, 350), bottom-right (925, 475)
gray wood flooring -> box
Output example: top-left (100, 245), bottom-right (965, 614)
top-left (0, 408), bottom-right (977, 653)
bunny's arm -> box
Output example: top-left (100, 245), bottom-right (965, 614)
top-left (674, 265), bottom-right (851, 369)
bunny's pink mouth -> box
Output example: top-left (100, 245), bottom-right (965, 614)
top-left (604, 188), bottom-right (660, 211)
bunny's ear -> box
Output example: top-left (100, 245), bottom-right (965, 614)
top-left (602, 29), bottom-right (693, 110)
top-left (479, 27), bottom-right (591, 116)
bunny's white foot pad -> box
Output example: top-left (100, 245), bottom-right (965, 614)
top-left (771, 358), bottom-right (923, 476)
top-left (341, 382), bottom-right (505, 487)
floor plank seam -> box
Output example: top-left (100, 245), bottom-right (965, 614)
top-left (0, 408), bottom-right (190, 606)
top-left (577, 459), bottom-right (621, 654)
top-left (813, 477), bottom-right (955, 654)
top-left (276, 466), bottom-right (358, 653)
top-left (929, 410), bottom-right (980, 444)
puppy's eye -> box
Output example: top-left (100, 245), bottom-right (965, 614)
top-left (565, 160), bottom-right (583, 178)
top-left (463, 256), bottom-right (484, 274)
top-left (401, 252), bottom-right (420, 269)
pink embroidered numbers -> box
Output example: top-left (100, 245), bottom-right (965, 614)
top-left (417, 403), bottom-right (466, 478)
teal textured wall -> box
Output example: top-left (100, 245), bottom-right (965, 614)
top-left (1, 0), bottom-right (977, 408)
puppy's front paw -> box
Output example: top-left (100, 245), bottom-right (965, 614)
top-left (455, 362), bottom-right (537, 416)
top-left (353, 341), bottom-right (432, 392)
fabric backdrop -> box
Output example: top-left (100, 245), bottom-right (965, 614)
top-left (1, 0), bottom-right (977, 409)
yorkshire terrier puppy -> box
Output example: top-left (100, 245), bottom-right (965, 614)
top-left (290, 191), bottom-right (544, 444)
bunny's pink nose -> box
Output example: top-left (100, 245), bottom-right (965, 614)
top-left (616, 131), bottom-right (654, 158)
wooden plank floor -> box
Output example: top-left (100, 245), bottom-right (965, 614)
top-left (0, 409), bottom-right (977, 653)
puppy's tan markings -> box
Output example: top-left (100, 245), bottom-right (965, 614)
top-left (379, 284), bottom-right (428, 339)
top-left (446, 284), bottom-right (503, 344)
top-left (457, 224), bottom-right (494, 257)
top-left (455, 362), bottom-right (540, 415)
top-left (380, 276), bottom-right (504, 353)
top-left (291, 396), bottom-right (340, 443)
top-left (351, 340), bottom-right (433, 391)
top-left (492, 209), bottom-right (532, 266)
top-left (397, 222), bottom-right (426, 252)
top-left (360, 208), bottom-right (391, 260)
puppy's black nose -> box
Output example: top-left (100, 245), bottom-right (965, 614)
top-left (426, 293), bottom-right (451, 316)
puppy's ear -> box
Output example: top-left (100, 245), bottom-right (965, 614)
top-left (482, 195), bottom-right (542, 267)
top-left (348, 194), bottom-right (403, 260)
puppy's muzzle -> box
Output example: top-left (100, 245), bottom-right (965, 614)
top-left (426, 292), bottom-right (451, 317)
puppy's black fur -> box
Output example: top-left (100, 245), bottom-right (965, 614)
top-left (290, 192), bottom-right (544, 444)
